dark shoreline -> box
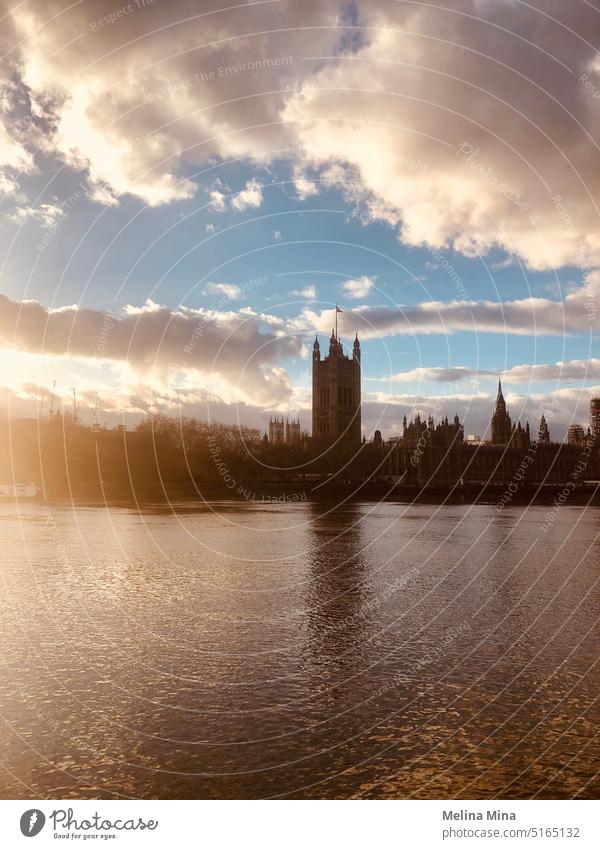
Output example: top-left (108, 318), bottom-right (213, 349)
top-left (10, 479), bottom-right (600, 507)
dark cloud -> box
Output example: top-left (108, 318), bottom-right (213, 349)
top-left (0, 294), bottom-right (303, 406)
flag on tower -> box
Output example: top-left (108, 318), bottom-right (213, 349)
top-left (334, 304), bottom-right (342, 338)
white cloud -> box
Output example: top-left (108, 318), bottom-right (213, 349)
top-left (279, 2), bottom-right (600, 272)
top-left (231, 178), bottom-right (263, 212)
top-left (502, 359), bottom-right (600, 383)
top-left (1, 0), bottom-right (599, 283)
top-left (293, 168), bottom-right (319, 200)
top-left (368, 366), bottom-right (491, 384)
top-left (491, 256), bottom-right (516, 271)
top-left (206, 282), bottom-right (242, 300)
top-left (295, 271), bottom-right (600, 338)
top-left (208, 190), bottom-right (226, 212)
top-left (291, 285), bottom-right (316, 299)
top-left (209, 179), bottom-right (263, 214)
top-left (368, 359), bottom-right (600, 384)
top-left (8, 203), bottom-right (64, 228)
top-left (341, 275), bottom-right (375, 299)
top-left (0, 0), bottom-right (339, 206)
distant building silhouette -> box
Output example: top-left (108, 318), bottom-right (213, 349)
top-left (538, 414), bottom-right (550, 444)
top-left (377, 374), bottom-right (598, 486)
top-left (491, 380), bottom-right (512, 445)
top-left (567, 424), bottom-right (587, 446)
top-left (591, 397), bottom-right (600, 439)
top-left (312, 328), bottom-right (361, 447)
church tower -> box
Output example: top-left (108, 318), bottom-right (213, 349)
top-left (491, 380), bottom-right (512, 445)
top-left (538, 414), bottom-right (550, 443)
top-left (312, 328), bottom-right (361, 447)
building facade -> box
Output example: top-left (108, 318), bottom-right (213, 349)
top-left (285, 418), bottom-right (301, 444)
top-left (490, 381), bottom-right (513, 445)
top-left (268, 417), bottom-right (303, 444)
top-left (312, 330), bottom-right (361, 447)
top-left (591, 397), bottom-right (600, 439)
top-left (379, 385), bottom-right (599, 486)
top-left (567, 424), bottom-right (587, 446)
top-left (381, 415), bottom-right (599, 486)
top-left (268, 417), bottom-right (285, 444)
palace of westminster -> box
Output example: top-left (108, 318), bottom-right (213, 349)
top-left (267, 327), bottom-right (600, 486)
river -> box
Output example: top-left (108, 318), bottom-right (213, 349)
top-left (0, 501), bottom-right (598, 799)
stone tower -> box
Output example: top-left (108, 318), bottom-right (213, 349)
top-left (538, 414), bottom-right (551, 444)
top-left (285, 418), bottom-right (301, 444)
top-left (312, 330), bottom-right (361, 447)
top-left (268, 417), bottom-right (285, 444)
top-left (491, 380), bottom-right (512, 445)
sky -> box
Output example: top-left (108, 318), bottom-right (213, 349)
top-left (0, 0), bottom-right (598, 439)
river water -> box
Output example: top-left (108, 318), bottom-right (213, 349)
top-left (0, 501), bottom-right (598, 799)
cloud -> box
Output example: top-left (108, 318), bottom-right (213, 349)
top-left (341, 275), bottom-right (375, 299)
top-left (206, 282), bottom-right (242, 300)
top-left (368, 366), bottom-right (492, 384)
top-left (1, 0), bottom-right (599, 283)
top-left (294, 271), bottom-right (600, 337)
top-left (293, 168), bottom-right (320, 200)
top-left (0, 0), bottom-right (339, 207)
top-left (491, 256), bottom-right (516, 271)
top-left (368, 359), bottom-right (600, 384)
top-left (290, 285), bottom-right (317, 299)
top-left (0, 85), bottom-right (35, 199)
top-left (8, 203), bottom-right (64, 229)
top-left (231, 178), bottom-right (263, 212)
top-left (209, 179), bottom-right (263, 214)
top-left (0, 294), bottom-right (302, 407)
top-left (208, 190), bottom-right (227, 212)
top-left (280, 1), bottom-right (600, 272)
top-left (502, 359), bottom-right (600, 383)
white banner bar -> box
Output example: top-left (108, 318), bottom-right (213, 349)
top-left (0, 799), bottom-right (598, 848)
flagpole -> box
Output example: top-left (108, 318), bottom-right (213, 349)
top-left (335, 303), bottom-right (338, 339)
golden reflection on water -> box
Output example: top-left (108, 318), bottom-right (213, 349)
top-left (0, 501), bottom-right (598, 799)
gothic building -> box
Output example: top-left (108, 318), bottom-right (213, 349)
top-left (285, 418), bottom-right (301, 444)
top-left (380, 390), bottom-right (599, 486)
top-left (490, 380), bottom-right (512, 445)
top-left (306, 332), bottom-right (599, 484)
top-left (489, 380), bottom-right (535, 448)
top-left (568, 424), bottom-right (587, 446)
top-left (268, 417), bottom-right (285, 444)
top-left (538, 414), bottom-right (550, 443)
top-left (268, 417), bottom-right (302, 444)
top-left (312, 329), bottom-right (361, 447)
